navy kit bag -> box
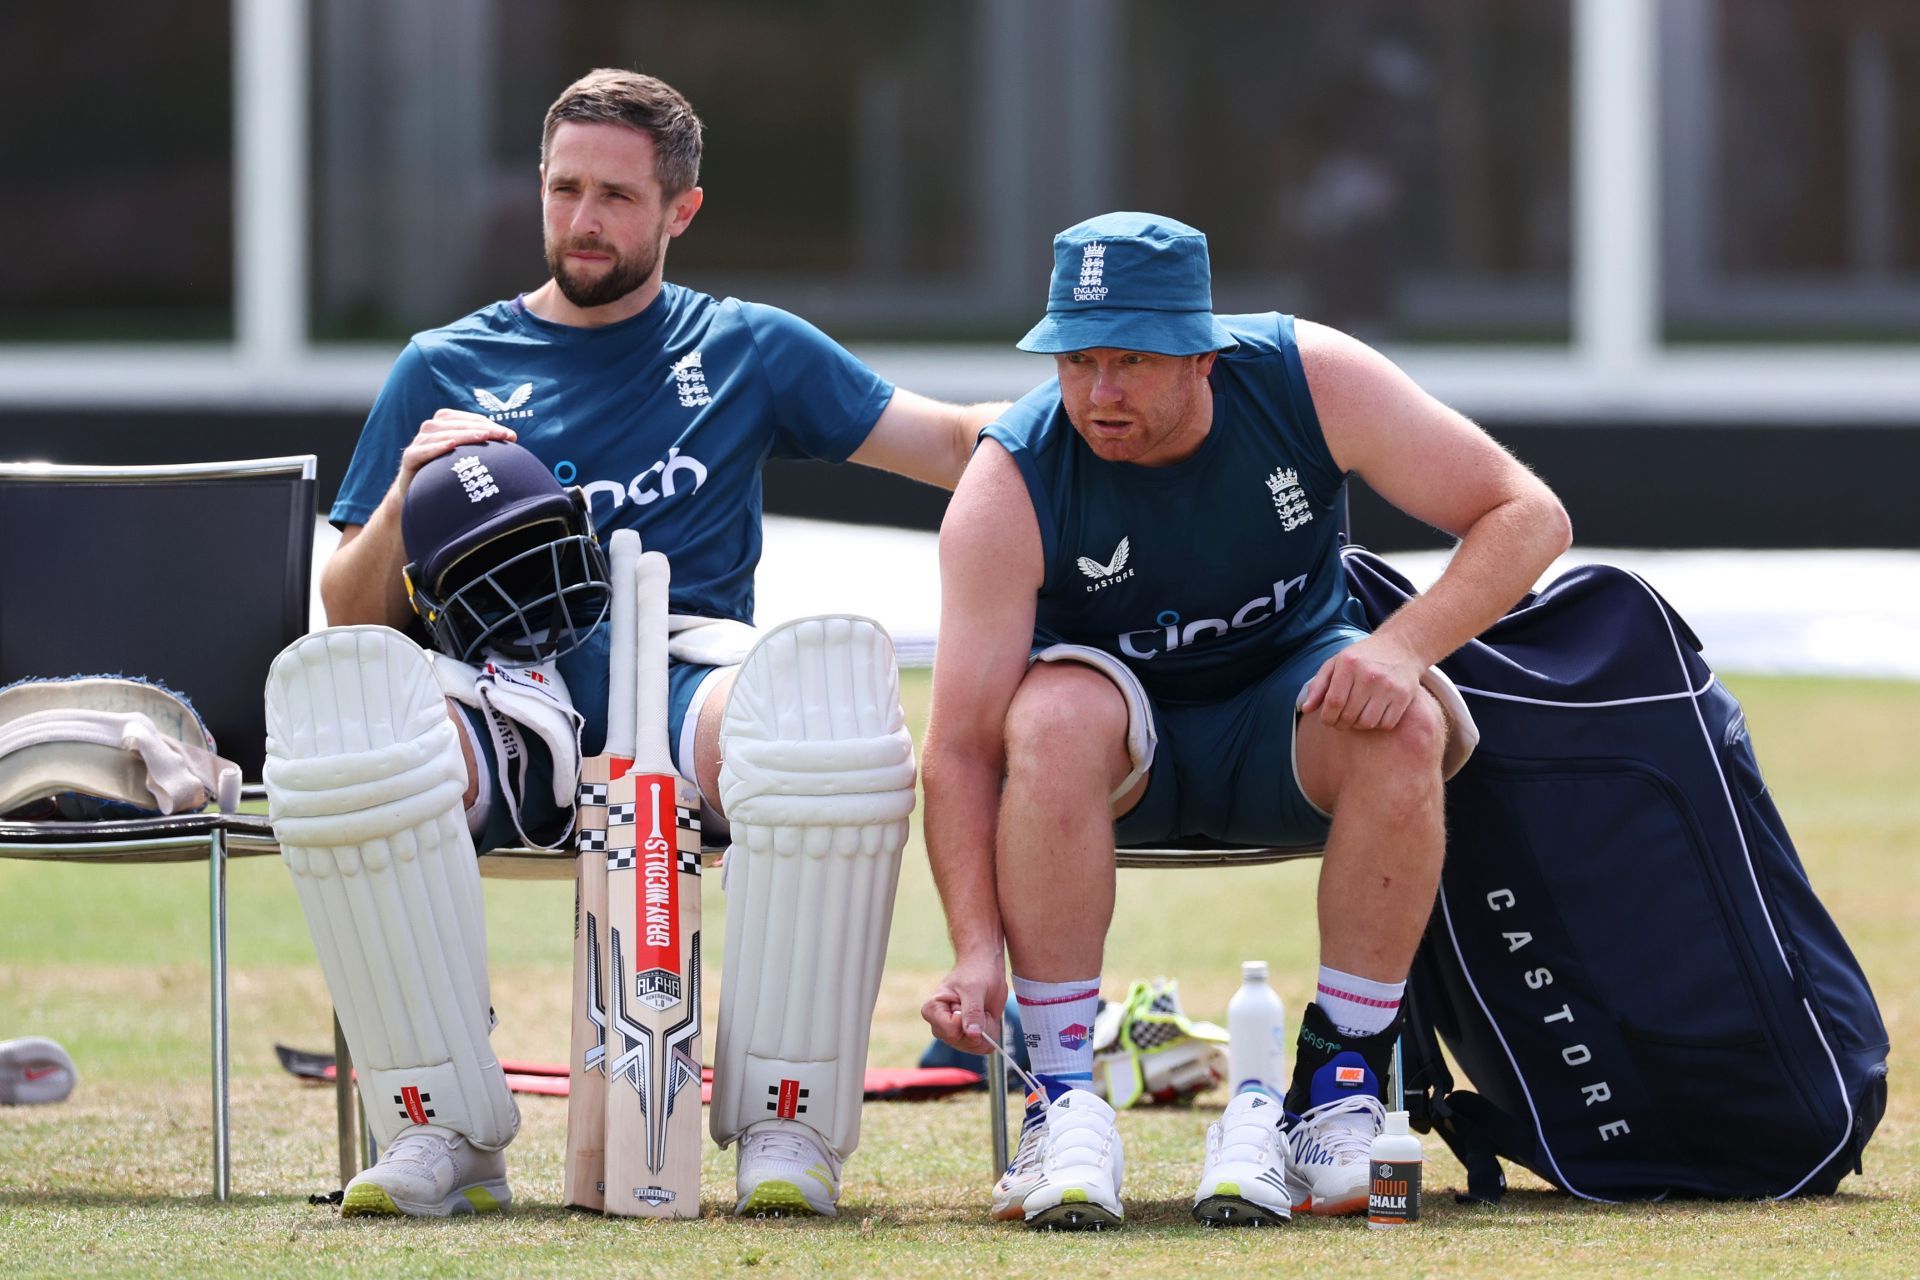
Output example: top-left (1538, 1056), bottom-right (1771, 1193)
top-left (1341, 547), bottom-right (1889, 1202)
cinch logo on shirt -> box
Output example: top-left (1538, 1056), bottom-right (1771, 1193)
top-left (474, 382), bottom-right (535, 420)
top-left (1117, 573), bottom-right (1309, 660)
top-left (578, 448), bottom-right (711, 513)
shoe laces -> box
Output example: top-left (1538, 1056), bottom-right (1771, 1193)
top-left (984, 1028), bottom-right (1053, 1118)
top-left (744, 1121), bottom-right (826, 1170)
top-left (983, 1029), bottom-right (1113, 1171)
top-left (1217, 1099), bottom-right (1283, 1166)
top-left (1042, 1107), bottom-right (1114, 1174)
top-left (382, 1126), bottom-right (456, 1176)
top-left (1001, 1119), bottom-right (1048, 1184)
top-left (1289, 1093), bottom-right (1385, 1165)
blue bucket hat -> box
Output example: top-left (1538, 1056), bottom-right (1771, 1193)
top-left (1017, 212), bottom-right (1237, 357)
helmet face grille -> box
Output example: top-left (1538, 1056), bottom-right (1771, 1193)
top-left (416, 527), bottom-right (611, 666)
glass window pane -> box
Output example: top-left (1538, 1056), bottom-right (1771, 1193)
top-left (309, 0), bottom-right (981, 342)
top-left (310, 0), bottom-right (1570, 346)
top-left (1116, 0), bottom-right (1573, 344)
top-left (1661, 0), bottom-right (1920, 342)
top-left (0, 4), bottom-right (233, 342)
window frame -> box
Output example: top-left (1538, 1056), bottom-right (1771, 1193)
top-left (0, 0), bottom-right (1912, 422)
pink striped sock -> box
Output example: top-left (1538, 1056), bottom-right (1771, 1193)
top-left (1012, 974), bottom-right (1101, 1084)
top-left (1316, 965), bottom-right (1404, 1037)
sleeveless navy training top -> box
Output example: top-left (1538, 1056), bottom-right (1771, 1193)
top-left (979, 313), bottom-right (1368, 705)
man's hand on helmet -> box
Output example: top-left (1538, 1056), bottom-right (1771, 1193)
top-left (392, 410), bottom-right (519, 500)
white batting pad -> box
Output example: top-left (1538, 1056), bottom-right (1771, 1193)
top-left (666, 614), bottom-right (760, 668)
top-left (710, 616), bottom-right (915, 1158)
top-left (264, 626), bottom-right (519, 1151)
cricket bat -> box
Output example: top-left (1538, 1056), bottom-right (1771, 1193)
top-left (564, 529), bottom-right (641, 1211)
top-left (603, 548), bottom-right (703, 1217)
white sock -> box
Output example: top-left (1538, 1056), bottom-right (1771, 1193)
top-left (1011, 974), bottom-right (1100, 1088)
top-left (1316, 965), bottom-right (1404, 1038)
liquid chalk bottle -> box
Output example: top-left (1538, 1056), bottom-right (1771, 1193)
top-left (1367, 1110), bottom-right (1423, 1228)
top-left (1226, 961), bottom-right (1287, 1097)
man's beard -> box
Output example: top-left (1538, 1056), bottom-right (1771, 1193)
top-left (545, 234), bottom-right (660, 309)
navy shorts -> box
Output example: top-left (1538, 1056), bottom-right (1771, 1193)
top-left (1112, 622), bottom-right (1368, 849)
top-left (464, 621), bottom-right (723, 853)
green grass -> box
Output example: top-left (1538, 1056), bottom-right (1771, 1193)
top-left (1, 673), bottom-right (1914, 1277)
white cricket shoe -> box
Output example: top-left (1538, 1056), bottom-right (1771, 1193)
top-left (991, 1093), bottom-right (1050, 1221)
top-left (1192, 1090), bottom-right (1293, 1227)
top-left (1284, 1052), bottom-right (1386, 1217)
top-left (340, 1124), bottom-right (510, 1217)
top-left (735, 1118), bottom-right (842, 1217)
top-left (1021, 1087), bottom-right (1125, 1230)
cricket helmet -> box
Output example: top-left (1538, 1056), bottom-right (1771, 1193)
top-left (401, 440), bottom-right (610, 665)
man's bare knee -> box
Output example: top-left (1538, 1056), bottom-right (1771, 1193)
top-left (1004, 663), bottom-right (1131, 786)
top-left (1384, 689), bottom-right (1448, 772)
top-left (1301, 688), bottom-right (1448, 812)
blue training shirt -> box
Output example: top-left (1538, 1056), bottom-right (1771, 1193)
top-left (333, 283), bottom-right (895, 623)
top-left (980, 313), bottom-right (1367, 705)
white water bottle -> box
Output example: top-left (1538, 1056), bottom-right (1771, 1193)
top-left (1226, 960), bottom-right (1286, 1097)
top-left (1367, 1110), bottom-right (1423, 1228)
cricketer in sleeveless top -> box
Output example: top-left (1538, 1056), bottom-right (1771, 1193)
top-left (979, 312), bottom-right (1371, 845)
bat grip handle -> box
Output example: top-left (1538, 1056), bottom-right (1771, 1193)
top-left (605, 530), bottom-right (642, 758)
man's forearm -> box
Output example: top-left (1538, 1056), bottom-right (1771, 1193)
top-left (853, 392), bottom-right (1013, 491)
top-left (319, 492), bottom-right (415, 629)
top-left (1377, 489), bottom-right (1572, 665)
top-left (921, 748), bottom-right (1009, 962)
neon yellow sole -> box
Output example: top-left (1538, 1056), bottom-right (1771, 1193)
top-left (462, 1186), bottom-right (504, 1213)
top-left (340, 1184), bottom-right (402, 1217)
top-left (738, 1180), bottom-right (819, 1218)
top-left (338, 1182), bottom-right (506, 1217)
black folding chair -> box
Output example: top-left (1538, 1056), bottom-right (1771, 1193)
top-left (0, 456), bottom-right (317, 1200)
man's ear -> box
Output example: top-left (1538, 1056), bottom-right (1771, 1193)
top-left (667, 185), bottom-right (704, 238)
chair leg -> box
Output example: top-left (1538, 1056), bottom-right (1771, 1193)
top-left (209, 829), bottom-right (231, 1202)
top-left (988, 1049), bottom-right (1009, 1178)
top-left (334, 1014), bottom-right (356, 1189)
